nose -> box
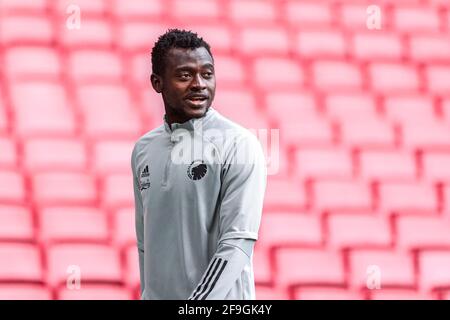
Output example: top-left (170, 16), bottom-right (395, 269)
top-left (190, 73), bottom-right (206, 91)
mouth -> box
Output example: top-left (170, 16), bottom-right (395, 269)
top-left (185, 95), bottom-right (209, 107)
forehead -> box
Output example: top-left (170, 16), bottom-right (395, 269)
top-left (165, 47), bottom-right (213, 70)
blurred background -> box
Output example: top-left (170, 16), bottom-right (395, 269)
top-left (1, 0), bottom-right (450, 300)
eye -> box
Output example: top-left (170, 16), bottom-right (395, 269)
top-left (178, 73), bottom-right (191, 80)
top-left (203, 72), bottom-right (213, 78)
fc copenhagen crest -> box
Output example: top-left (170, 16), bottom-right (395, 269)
top-left (187, 160), bottom-right (208, 181)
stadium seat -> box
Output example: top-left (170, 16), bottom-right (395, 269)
top-left (113, 208), bottom-right (136, 248)
top-left (275, 248), bottom-right (345, 287)
top-left (294, 287), bottom-right (364, 300)
top-left (23, 138), bottom-right (87, 171)
top-left (369, 63), bottom-right (419, 94)
top-left (0, 0), bottom-right (48, 12)
top-left (279, 117), bottom-right (334, 147)
top-left (0, 136), bottom-right (17, 168)
top-left (327, 213), bottom-right (391, 249)
top-left (426, 65), bottom-right (450, 94)
top-left (5, 47), bottom-right (60, 79)
top-left (124, 245), bottom-right (140, 290)
top-left (57, 284), bottom-right (132, 300)
top-left (92, 140), bottom-right (135, 175)
top-left (0, 15), bottom-right (53, 45)
top-left (112, 0), bottom-right (163, 19)
top-left (369, 289), bottom-right (433, 300)
top-left (68, 50), bottom-right (123, 82)
top-left (0, 243), bottom-right (43, 282)
top-left (54, 0), bottom-right (107, 16)
top-left (396, 216), bottom-right (450, 250)
top-left (118, 22), bottom-right (171, 51)
top-left (258, 212), bottom-right (322, 249)
top-left (0, 101), bottom-right (7, 133)
top-left (409, 35), bottom-right (450, 62)
top-left (239, 27), bottom-right (290, 56)
top-left (32, 172), bottom-right (97, 206)
top-left (0, 284), bottom-right (52, 300)
top-left (39, 206), bottom-right (109, 243)
top-left (401, 121), bottom-right (450, 149)
top-left (358, 150), bottom-right (417, 181)
top-left (422, 152), bottom-right (450, 183)
top-left (325, 93), bottom-right (378, 122)
top-left (101, 174), bottom-right (134, 209)
top-left (180, 24), bottom-right (232, 53)
top-left (378, 182), bottom-right (438, 213)
top-left (393, 6), bottom-right (440, 32)
top-left (313, 61), bottom-right (362, 91)
top-left (253, 58), bottom-right (303, 89)
top-left (0, 205), bottom-right (33, 241)
top-left (213, 55), bottom-right (246, 86)
top-left (284, 2), bottom-right (332, 26)
top-left (172, 0), bottom-right (220, 21)
top-left (351, 32), bottom-right (403, 60)
top-left (383, 95), bottom-right (437, 125)
top-left (47, 243), bottom-right (122, 287)
top-left (263, 177), bottom-right (307, 211)
top-left (265, 91), bottom-right (318, 125)
top-left (0, 170), bottom-right (25, 204)
top-left (59, 19), bottom-right (113, 48)
top-left (256, 286), bottom-right (289, 300)
top-left (230, 0), bottom-right (277, 23)
top-left (312, 180), bottom-right (373, 211)
top-left (295, 148), bottom-right (353, 180)
top-left (419, 250), bottom-right (450, 291)
top-left (253, 246), bottom-right (272, 285)
top-left (339, 120), bottom-right (395, 148)
top-left (296, 30), bottom-right (346, 59)
top-left (349, 249), bottom-right (415, 289)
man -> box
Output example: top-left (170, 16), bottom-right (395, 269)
top-left (131, 29), bottom-right (267, 300)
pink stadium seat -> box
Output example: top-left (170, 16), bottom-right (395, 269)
top-left (396, 216), bottom-right (450, 250)
top-left (11, 82), bottom-right (76, 137)
top-left (296, 30), bottom-right (346, 58)
top-left (295, 148), bottom-right (353, 180)
top-left (0, 243), bottom-right (43, 282)
top-left (77, 84), bottom-right (142, 138)
top-left (0, 102), bottom-right (7, 133)
top-left (284, 1), bottom-right (332, 26)
top-left (124, 245), bottom-right (140, 290)
top-left (130, 52), bottom-right (151, 87)
top-left (118, 22), bottom-right (170, 51)
top-left (59, 19), bottom-right (113, 48)
top-left (312, 180), bottom-right (373, 211)
top-left (256, 286), bottom-right (289, 300)
top-left (93, 140), bottom-right (135, 175)
top-left (113, 208), bottom-right (136, 248)
top-left (352, 33), bottom-right (403, 60)
top-left (253, 246), bottom-right (272, 285)
top-left (369, 289), bottom-right (432, 300)
top-left (401, 121), bottom-right (450, 149)
top-left (409, 35), bottom-right (450, 62)
top-left (419, 250), bottom-right (450, 291)
top-left (253, 58), bottom-right (303, 89)
top-left (0, 15), bottom-right (53, 45)
top-left (23, 138), bottom-right (87, 171)
top-left (339, 119), bottom-right (395, 148)
top-left (265, 91), bottom-right (318, 125)
top-left (180, 24), bottom-right (232, 53)
top-left (239, 27), bottom-right (290, 56)
top-left (58, 285), bottom-right (132, 300)
top-left (393, 7), bottom-right (440, 32)
top-left (327, 213), bottom-right (391, 249)
top-left (294, 287), bottom-right (364, 300)
top-left (0, 284), bottom-right (51, 300)
top-left (383, 95), bottom-right (437, 125)
top-left (0, 0), bottom-right (48, 12)
top-left (378, 182), bottom-right (438, 213)
top-left (263, 178), bottom-right (307, 211)
top-left (280, 117), bottom-right (334, 147)
top-left (259, 212), bottom-right (322, 249)
top-left (69, 50), bottom-right (123, 82)
top-left (54, 0), bottom-right (107, 16)
top-left (213, 55), bottom-right (246, 86)
top-left (101, 174), bottom-right (134, 209)
top-left (230, 0), bottom-right (277, 23)
top-left (0, 205), bottom-right (33, 241)
top-left (275, 248), bottom-right (345, 287)
top-left (422, 152), bottom-right (450, 183)
top-left (349, 249), bottom-right (415, 289)
top-left (0, 170), bottom-right (25, 204)
top-left (369, 63), bottom-right (420, 94)
top-left (47, 243), bottom-right (122, 287)
top-left (5, 47), bottom-right (60, 79)
top-left (325, 93), bottom-right (378, 122)
top-left (339, 4), bottom-right (385, 30)
top-left (313, 61), bottom-right (362, 91)
top-left (426, 65), bottom-right (450, 94)
top-left (112, 0), bottom-right (163, 19)
top-left (39, 207), bottom-right (108, 243)
top-left (0, 136), bottom-right (17, 168)
top-left (172, 0), bottom-right (220, 21)
top-left (32, 172), bottom-right (97, 206)
top-left (358, 150), bottom-right (417, 181)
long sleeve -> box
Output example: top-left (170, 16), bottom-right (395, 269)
top-left (188, 238), bottom-right (255, 300)
top-left (131, 145), bottom-right (145, 298)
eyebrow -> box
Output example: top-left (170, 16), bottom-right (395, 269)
top-left (174, 63), bottom-right (214, 72)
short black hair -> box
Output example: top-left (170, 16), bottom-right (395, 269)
top-left (151, 28), bottom-right (213, 76)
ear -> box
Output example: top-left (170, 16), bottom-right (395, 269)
top-left (150, 73), bottom-right (163, 93)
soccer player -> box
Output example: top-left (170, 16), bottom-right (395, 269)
top-left (131, 29), bottom-right (267, 300)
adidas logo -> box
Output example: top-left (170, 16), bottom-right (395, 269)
top-left (141, 165), bottom-right (150, 178)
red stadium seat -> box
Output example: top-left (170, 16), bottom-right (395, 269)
top-left (59, 19), bottom-right (113, 48)
top-left (54, 0), bottom-right (107, 16)
top-left (294, 287), bottom-right (364, 300)
top-left (284, 2), bottom-right (332, 26)
top-left (101, 174), bottom-right (134, 209)
top-left (93, 140), bottom-right (135, 175)
top-left (327, 213), bottom-right (391, 249)
top-left (349, 249), bottom-right (415, 289)
top-left (23, 138), bottom-right (87, 171)
top-left (419, 250), bottom-right (450, 291)
top-left (0, 205), bottom-right (33, 241)
top-left (230, 0), bottom-right (277, 23)
top-left (253, 58), bottom-right (303, 89)
top-left (296, 30), bottom-right (346, 59)
top-left (0, 0), bottom-right (48, 12)
top-left (58, 285), bottom-right (132, 300)
top-left (312, 180), bottom-right (373, 211)
top-left (263, 178), bottom-right (307, 211)
top-left (396, 216), bottom-right (450, 250)
top-left (313, 61), bottom-right (362, 91)
top-left (213, 55), bottom-right (246, 86)
top-left (378, 182), bottom-right (438, 213)
top-left (256, 286), bottom-right (289, 300)
top-left (295, 148), bottom-right (353, 180)
top-left (32, 172), bottom-right (97, 206)
top-left (113, 208), bottom-right (136, 248)
top-left (280, 117), bottom-right (334, 147)
top-left (172, 0), bottom-right (220, 21)
top-left (426, 65), bottom-right (450, 94)
top-left (253, 246), bottom-right (272, 285)
top-left (423, 152), bottom-right (450, 183)
top-left (118, 22), bottom-right (170, 51)
top-left (239, 27), bottom-right (290, 56)
top-left (39, 206), bottom-right (108, 243)
top-left (383, 95), bottom-right (437, 125)
top-left (0, 15), bottom-right (53, 45)
top-left (180, 24), bottom-right (232, 53)
top-left (339, 4), bottom-right (385, 30)
top-left (259, 212), bottom-right (322, 249)
top-left (0, 243), bottom-right (43, 282)
top-left (393, 7), bottom-right (440, 32)
top-left (410, 35), bottom-right (450, 62)
top-left (0, 136), bottom-right (17, 168)
top-left (112, 0), bottom-right (163, 19)
top-left (0, 284), bottom-right (51, 300)
top-left (69, 50), bottom-right (123, 82)
top-left (339, 119), bottom-right (395, 148)
top-left (5, 47), bottom-right (60, 79)
top-left (47, 243), bottom-right (122, 287)
top-left (275, 248), bottom-right (345, 287)
top-left (266, 91), bottom-right (318, 126)
top-left (401, 121), bottom-right (450, 149)
top-left (369, 63), bottom-right (419, 94)
top-left (352, 33), bottom-right (403, 60)
top-left (0, 170), bottom-right (25, 204)
top-left (325, 93), bottom-right (378, 121)
top-left (369, 289), bottom-right (433, 300)
top-left (358, 150), bottom-right (417, 181)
